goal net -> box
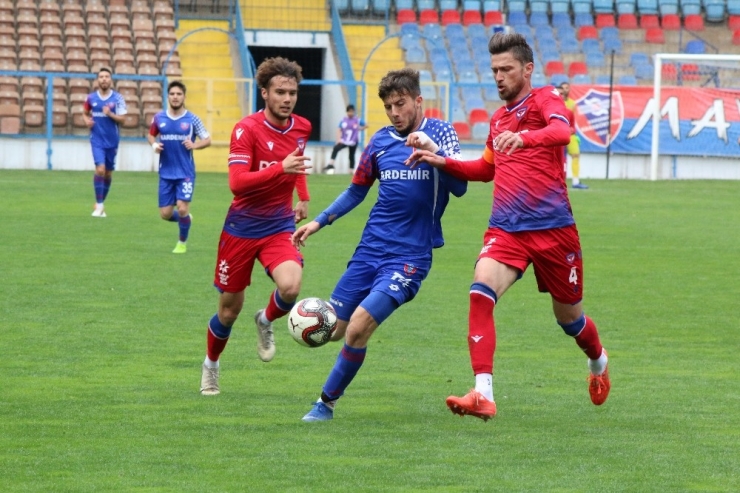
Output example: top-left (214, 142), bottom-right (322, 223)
top-left (648, 53), bottom-right (740, 180)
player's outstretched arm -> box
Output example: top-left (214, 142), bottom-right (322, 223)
top-left (292, 220), bottom-right (321, 249)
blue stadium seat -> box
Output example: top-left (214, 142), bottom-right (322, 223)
top-left (658, 0), bottom-right (680, 14)
top-left (603, 36), bottom-right (623, 53)
top-left (616, 0), bottom-right (637, 13)
top-left (463, 0), bottom-right (483, 10)
top-left (400, 23), bottom-right (419, 35)
top-left (600, 26), bottom-right (620, 40)
top-left (530, 11), bottom-right (549, 25)
top-left (446, 23), bottom-right (466, 38)
top-left (550, 73), bottom-right (569, 86)
top-left (585, 52), bottom-right (606, 68)
top-left (401, 33), bottom-right (423, 51)
top-left (456, 59), bottom-right (477, 74)
top-left (419, 0), bottom-right (438, 9)
top-left (406, 46), bottom-right (427, 63)
top-left (351, 0), bottom-right (370, 13)
top-left (468, 23), bottom-right (487, 38)
top-left (459, 71), bottom-right (480, 83)
top-left (530, 1), bottom-right (550, 13)
top-left (508, 11), bottom-right (528, 25)
top-left (335, 0), bottom-right (350, 13)
top-left (572, 73), bottom-right (592, 83)
top-left (508, 0), bottom-right (528, 11)
top-left (483, 0), bottom-right (503, 11)
top-left (574, 12), bottom-right (594, 25)
top-left (630, 52), bottom-right (650, 66)
top-left (593, 0), bottom-right (616, 13)
top-left (572, 0), bottom-right (593, 13)
top-left (532, 71), bottom-right (548, 87)
top-left (636, 0), bottom-right (659, 14)
top-left (472, 122), bottom-right (489, 140)
top-left (440, 0), bottom-right (459, 9)
top-left (372, 0), bottom-right (391, 14)
top-left (560, 37), bottom-right (581, 53)
top-left (430, 48), bottom-right (449, 64)
top-left (465, 97), bottom-right (487, 112)
top-left (727, 0), bottom-right (740, 14)
top-left (704, 0), bottom-right (726, 21)
top-left (680, 0), bottom-right (701, 14)
top-left (685, 39), bottom-right (706, 54)
top-left (551, 0), bottom-right (571, 13)
top-left (582, 38), bottom-right (602, 54)
top-left (595, 74), bottom-right (612, 84)
top-left (618, 74), bottom-right (638, 85)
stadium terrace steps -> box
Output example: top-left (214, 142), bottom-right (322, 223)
top-left (241, 0), bottom-right (330, 31)
top-left (176, 20), bottom-right (241, 172)
top-left (343, 24), bottom-right (404, 136)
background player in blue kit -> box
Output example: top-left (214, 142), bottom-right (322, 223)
top-left (292, 68), bottom-right (467, 422)
top-left (148, 81), bottom-right (211, 254)
top-left (82, 67), bottom-right (127, 218)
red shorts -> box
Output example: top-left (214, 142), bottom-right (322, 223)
top-left (478, 225), bottom-right (584, 304)
top-left (213, 231), bottom-right (303, 293)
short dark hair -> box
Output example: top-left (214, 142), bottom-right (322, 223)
top-left (98, 67), bottom-right (112, 76)
top-left (488, 33), bottom-right (534, 66)
top-left (256, 57), bottom-right (303, 90)
top-left (346, 104), bottom-right (355, 112)
top-left (378, 68), bottom-right (420, 100)
top-left (168, 80), bottom-right (186, 95)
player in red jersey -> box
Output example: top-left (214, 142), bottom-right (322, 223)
top-left (200, 57), bottom-right (312, 395)
top-left (406, 33), bottom-right (610, 420)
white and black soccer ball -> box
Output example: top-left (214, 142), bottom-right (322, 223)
top-left (287, 297), bottom-right (338, 348)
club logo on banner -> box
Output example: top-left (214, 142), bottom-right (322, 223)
top-left (574, 89), bottom-right (624, 147)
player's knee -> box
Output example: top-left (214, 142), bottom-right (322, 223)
top-left (557, 314), bottom-right (586, 336)
top-left (278, 283), bottom-right (301, 303)
top-left (159, 210), bottom-right (172, 220)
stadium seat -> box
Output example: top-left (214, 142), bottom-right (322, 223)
top-left (658, 0), bottom-right (679, 14)
top-left (573, 0), bottom-right (593, 13)
top-left (530, 11), bottom-right (549, 26)
top-left (552, 12), bottom-right (573, 27)
top-left (729, 15), bottom-right (740, 29)
top-left (419, 9), bottom-right (439, 24)
top-left (680, 63), bottom-right (701, 81)
top-left (396, 9), bottom-right (416, 23)
top-left (594, 0), bottom-right (616, 13)
top-left (0, 102), bottom-right (21, 134)
top-left (550, 73), bottom-right (569, 86)
top-left (684, 14), bottom-right (704, 30)
top-left (596, 13), bottom-right (617, 26)
top-left (595, 74), bottom-right (612, 84)
top-left (661, 13), bottom-right (681, 28)
top-left (424, 107), bottom-right (444, 119)
top-left (685, 39), bottom-right (706, 53)
top-left (483, 0), bottom-right (502, 10)
top-left (508, 11), bottom-right (528, 25)
top-left (586, 52), bottom-right (606, 68)
top-left (405, 46), bottom-right (427, 63)
top-left (471, 121), bottom-right (489, 139)
top-left (645, 27), bottom-right (665, 42)
top-left (733, 29), bottom-right (740, 44)
top-left (604, 36), bottom-right (623, 53)
top-left (616, 0), bottom-right (637, 13)
top-left (568, 61), bottom-right (589, 77)
top-left (634, 63), bottom-right (653, 79)
top-left (578, 25), bottom-right (599, 39)
top-left (469, 107), bottom-right (489, 125)
top-left (704, 0), bottom-right (726, 21)
top-left (508, 0), bottom-right (527, 11)
top-left (483, 10), bottom-right (504, 24)
top-left (640, 14), bottom-right (660, 27)
top-left (572, 73), bottom-right (592, 83)
top-left (400, 22), bottom-right (419, 35)
top-left (545, 60), bottom-right (566, 76)
top-left (729, 0), bottom-right (740, 14)
top-left (372, 0), bottom-right (390, 15)
top-left (531, 71), bottom-right (548, 87)
top-left (680, 0), bottom-right (702, 14)
top-left (618, 74), bottom-right (638, 85)
top-left (661, 63), bottom-right (677, 80)
top-left (439, 0), bottom-right (458, 9)
top-left (618, 13), bottom-right (639, 27)
top-left (441, 9), bottom-right (462, 24)
top-left (574, 13), bottom-right (594, 26)
top-left (582, 38), bottom-right (602, 54)
top-left (560, 37), bottom-right (581, 54)
top-left (453, 121), bottom-right (472, 139)
top-left (463, 10), bottom-right (483, 25)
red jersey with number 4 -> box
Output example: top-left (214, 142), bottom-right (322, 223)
top-left (224, 110), bottom-right (312, 239)
top-left (486, 86), bottom-right (573, 232)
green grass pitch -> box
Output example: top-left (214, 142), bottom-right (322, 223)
top-left (1, 169), bottom-right (738, 492)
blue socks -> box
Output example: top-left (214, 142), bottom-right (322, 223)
top-left (321, 344), bottom-right (367, 402)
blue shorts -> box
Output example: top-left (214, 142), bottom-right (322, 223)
top-left (158, 177), bottom-right (195, 207)
top-left (328, 256), bottom-right (431, 323)
top-left (91, 146), bottom-right (118, 170)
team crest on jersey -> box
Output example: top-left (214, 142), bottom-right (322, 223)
top-left (180, 122), bottom-right (190, 130)
top-left (516, 107), bottom-right (527, 120)
top-left (403, 264), bottom-right (417, 275)
top-left (566, 253), bottom-right (576, 263)
top-left (297, 138), bottom-right (305, 150)
top-left (575, 89), bottom-right (624, 147)
top-left (267, 141), bottom-right (274, 150)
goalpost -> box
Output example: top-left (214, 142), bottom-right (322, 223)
top-left (651, 53), bottom-right (740, 181)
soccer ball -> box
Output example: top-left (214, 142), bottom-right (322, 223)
top-left (287, 297), bottom-right (338, 348)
